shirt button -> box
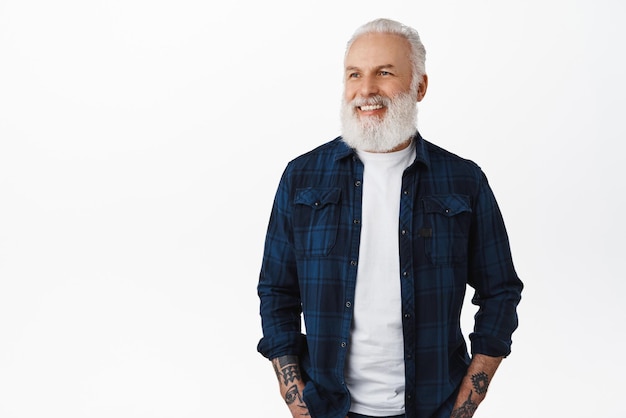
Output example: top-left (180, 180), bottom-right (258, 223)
top-left (351, 260), bottom-right (357, 266)
top-left (403, 190), bottom-right (409, 195)
top-left (401, 229), bottom-right (407, 235)
top-left (402, 271), bottom-right (408, 277)
top-left (404, 313), bottom-right (411, 319)
top-left (355, 180), bottom-right (361, 187)
top-left (341, 342), bottom-right (347, 348)
top-left (314, 201), bottom-right (320, 206)
top-left (353, 219), bottom-right (360, 224)
top-left (407, 394), bottom-right (412, 400)
top-left (345, 301), bottom-right (352, 308)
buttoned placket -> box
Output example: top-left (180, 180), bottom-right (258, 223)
top-left (399, 166), bottom-right (418, 415)
top-left (337, 155), bottom-right (364, 387)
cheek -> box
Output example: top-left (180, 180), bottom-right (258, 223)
top-left (385, 85), bottom-right (405, 98)
top-left (344, 85), bottom-right (357, 101)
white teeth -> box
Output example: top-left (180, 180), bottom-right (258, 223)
top-left (360, 104), bottom-right (383, 111)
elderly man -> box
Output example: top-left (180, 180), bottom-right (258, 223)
top-left (257, 18), bottom-right (523, 418)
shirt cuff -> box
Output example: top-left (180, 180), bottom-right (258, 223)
top-left (257, 332), bottom-right (307, 360)
top-left (469, 332), bottom-right (512, 357)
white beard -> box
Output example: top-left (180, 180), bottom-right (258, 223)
top-left (340, 91), bottom-right (418, 152)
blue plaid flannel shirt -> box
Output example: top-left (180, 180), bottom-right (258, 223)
top-left (257, 133), bottom-right (523, 418)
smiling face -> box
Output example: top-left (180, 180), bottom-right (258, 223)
top-left (344, 32), bottom-right (417, 118)
top-left (341, 32), bottom-right (427, 152)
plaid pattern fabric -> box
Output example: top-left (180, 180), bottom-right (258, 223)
top-left (257, 133), bottom-right (523, 418)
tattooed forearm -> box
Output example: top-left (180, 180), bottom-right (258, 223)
top-left (271, 356), bottom-right (310, 416)
top-left (450, 391), bottom-right (478, 418)
top-left (470, 371), bottom-right (489, 395)
top-left (272, 355), bottom-right (303, 386)
top-left (285, 385), bottom-right (299, 404)
top-left (284, 385), bottom-right (310, 415)
top-left (272, 355), bottom-right (302, 386)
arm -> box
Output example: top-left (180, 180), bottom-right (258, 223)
top-left (450, 354), bottom-right (502, 418)
top-left (467, 173), bottom-right (523, 357)
top-left (258, 167), bottom-right (304, 359)
top-left (271, 355), bottom-right (310, 417)
top-left (452, 173), bottom-right (522, 417)
top-left (258, 169), bottom-right (310, 414)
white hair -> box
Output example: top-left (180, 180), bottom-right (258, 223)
top-left (345, 18), bottom-right (426, 90)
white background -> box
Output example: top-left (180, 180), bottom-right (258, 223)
top-left (1, 0), bottom-right (625, 417)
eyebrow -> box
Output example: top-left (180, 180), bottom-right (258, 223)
top-left (345, 64), bottom-right (397, 73)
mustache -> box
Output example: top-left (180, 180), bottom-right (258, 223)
top-left (350, 95), bottom-right (392, 108)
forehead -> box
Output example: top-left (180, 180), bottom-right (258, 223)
top-left (345, 32), bottom-right (412, 70)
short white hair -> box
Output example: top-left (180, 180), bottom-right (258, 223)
top-left (345, 18), bottom-right (427, 89)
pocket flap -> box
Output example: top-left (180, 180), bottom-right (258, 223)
top-left (294, 187), bottom-right (341, 209)
top-left (423, 195), bottom-right (471, 216)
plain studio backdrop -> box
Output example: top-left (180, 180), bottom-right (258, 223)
top-left (1, 0), bottom-right (624, 416)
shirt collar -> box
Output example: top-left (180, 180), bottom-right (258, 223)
top-left (413, 131), bottom-right (430, 169)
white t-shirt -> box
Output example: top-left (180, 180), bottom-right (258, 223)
top-left (345, 141), bottom-right (416, 416)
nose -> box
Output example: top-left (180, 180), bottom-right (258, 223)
top-left (358, 75), bottom-right (379, 97)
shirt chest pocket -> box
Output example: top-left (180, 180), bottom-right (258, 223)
top-left (422, 195), bottom-right (472, 266)
top-left (293, 187), bottom-right (342, 257)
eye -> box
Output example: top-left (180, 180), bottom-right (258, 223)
top-left (379, 70), bottom-right (391, 76)
top-left (348, 72), bottom-right (360, 79)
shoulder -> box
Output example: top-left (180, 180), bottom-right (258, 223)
top-left (285, 137), bottom-right (351, 172)
top-left (422, 138), bottom-right (484, 179)
top-left (417, 137), bottom-right (490, 198)
top-left (424, 139), bottom-right (481, 170)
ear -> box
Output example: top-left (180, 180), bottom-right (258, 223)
top-left (416, 74), bottom-right (428, 102)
